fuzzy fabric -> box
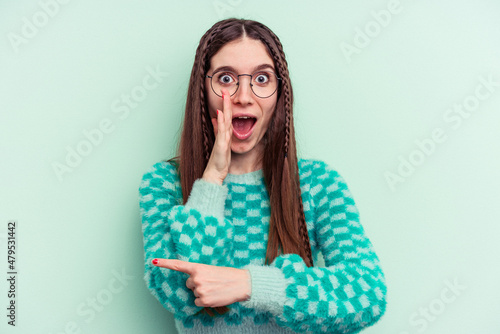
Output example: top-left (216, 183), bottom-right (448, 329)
top-left (139, 159), bottom-right (387, 333)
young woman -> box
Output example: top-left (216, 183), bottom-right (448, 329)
top-left (139, 18), bottom-right (387, 333)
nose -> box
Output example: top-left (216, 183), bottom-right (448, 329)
top-left (233, 74), bottom-right (253, 105)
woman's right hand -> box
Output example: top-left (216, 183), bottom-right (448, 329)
top-left (202, 88), bottom-right (233, 185)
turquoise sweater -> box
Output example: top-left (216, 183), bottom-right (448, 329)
top-left (139, 159), bottom-right (387, 333)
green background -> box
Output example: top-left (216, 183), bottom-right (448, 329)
top-left (1, 0), bottom-right (499, 333)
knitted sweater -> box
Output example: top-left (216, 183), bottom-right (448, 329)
top-left (139, 159), bottom-right (387, 333)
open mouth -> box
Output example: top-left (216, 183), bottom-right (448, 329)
top-left (232, 116), bottom-right (257, 140)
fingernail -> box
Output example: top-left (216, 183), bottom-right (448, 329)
top-left (152, 259), bottom-right (158, 265)
top-left (217, 109), bottom-right (220, 115)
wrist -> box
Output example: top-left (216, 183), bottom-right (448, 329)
top-left (239, 269), bottom-right (251, 302)
top-left (185, 179), bottom-right (228, 220)
top-left (202, 171), bottom-right (224, 185)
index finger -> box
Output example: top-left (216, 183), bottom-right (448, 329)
top-left (221, 88), bottom-right (232, 125)
top-left (152, 258), bottom-right (195, 275)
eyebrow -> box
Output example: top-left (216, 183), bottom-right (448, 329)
top-left (211, 64), bottom-right (275, 74)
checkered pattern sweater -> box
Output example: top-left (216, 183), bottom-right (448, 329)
top-left (139, 159), bottom-right (387, 333)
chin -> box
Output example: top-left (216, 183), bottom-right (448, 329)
top-left (230, 141), bottom-right (256, 155)
top-left (230, 146), bottom-right (253, 155)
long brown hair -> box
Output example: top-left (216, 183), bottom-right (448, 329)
top-left (175, 18), bottom-right (313, 316)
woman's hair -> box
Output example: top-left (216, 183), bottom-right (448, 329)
top-left (174, 18), bottom-right (313, 316)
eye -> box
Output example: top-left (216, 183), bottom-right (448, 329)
top-left (216, 72), bottom-right (236, 85)
top-left (254, 72), bottom-right (270, 85)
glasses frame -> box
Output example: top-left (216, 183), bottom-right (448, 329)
top-left (206, 70), bottom-right (282, 99)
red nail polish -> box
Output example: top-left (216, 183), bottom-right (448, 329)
top-left (152, 259), bottom-right (158, 265)
top-left (217, 109), bottom-right (220, 115)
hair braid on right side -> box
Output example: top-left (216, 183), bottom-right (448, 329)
top-left (298, 194), bottom-right (313, 266)
top-left (264, 32), bottom-right (292, 156)
top-left (265, 28), bottom-right (313, 267)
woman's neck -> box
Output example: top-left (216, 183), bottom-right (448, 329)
top-left (228, 146), bottom-right (263, 175)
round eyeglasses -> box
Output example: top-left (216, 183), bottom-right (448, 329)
top-left (206, 70), bottom-right (281, 99)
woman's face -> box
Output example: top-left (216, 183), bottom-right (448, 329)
top-left (205, 37), bottom-right (278, 158)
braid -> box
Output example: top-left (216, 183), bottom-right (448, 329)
top-left (298, 194), bottom-right (313, 266)
top-left (263, 26), bottom-right (313, 267)
top-left (200, 90), bottom-right (210, 161)
top-left (199, 19), bottom-right (245, 161)
top-left (198, 24), bottom-right (223, 161)
top-left (266, 33), bottom-right (292, 157)
top-left (284, 96), bottom-right (291, 158)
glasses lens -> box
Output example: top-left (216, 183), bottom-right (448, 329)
top-left (251, 71), bottom-right (278, 98)
top-left (211, 71), bottom-right (238, 96)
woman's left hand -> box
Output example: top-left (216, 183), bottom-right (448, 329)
top-left (152, 259), bottom-right (251, 308)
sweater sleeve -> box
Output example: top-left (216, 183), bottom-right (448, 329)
top-left (240, 161), bottom-right (387, 333)
top-left (139, 161), bottom-right (234, 318)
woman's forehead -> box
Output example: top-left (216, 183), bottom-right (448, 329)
top-left (209, 37), bottom-right (274, 72)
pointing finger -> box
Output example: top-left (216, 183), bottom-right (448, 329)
top-left (152, 258), bottom-right (195, 275)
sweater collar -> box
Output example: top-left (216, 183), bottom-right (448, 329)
top-left (223, 169), bottom-right (265, 185)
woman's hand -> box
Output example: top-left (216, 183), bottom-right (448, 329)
top-left (202, 88), bottom-right (233, 185)
top-left (152, 258), bottom-right (251, 308)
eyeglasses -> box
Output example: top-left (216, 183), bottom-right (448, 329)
top-left (206, 70), bottom-right (281, 99)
